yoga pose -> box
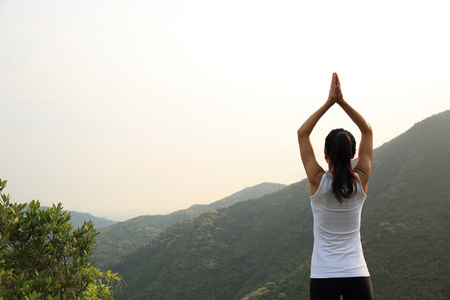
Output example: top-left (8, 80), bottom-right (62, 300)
top-left (297, 73), bottom-right (373, 300)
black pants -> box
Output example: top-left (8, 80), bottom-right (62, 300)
top-left (310, 277), bottom-right (373, 300)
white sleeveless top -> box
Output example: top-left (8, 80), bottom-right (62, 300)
top-left (310, 172), bottom-right (370, 278)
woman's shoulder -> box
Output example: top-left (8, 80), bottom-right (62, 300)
top-left (310, 172), bottom-right (332, 197)
top-left (353, 170), bottom-right (369, 194)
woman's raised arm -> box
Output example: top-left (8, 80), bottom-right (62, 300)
top-left (298, 73), bottom-right (339, 194)
top-left (335, 74), bottom-right (373, 191)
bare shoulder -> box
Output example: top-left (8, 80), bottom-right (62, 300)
top-left (309, 170), bottom-right (326, 196)
top-left (354, 169), bottom-right (369, 194)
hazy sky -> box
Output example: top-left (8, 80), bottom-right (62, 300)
top-left (1, 0), bottom-right (449, 221)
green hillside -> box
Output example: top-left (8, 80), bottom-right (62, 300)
top-left (93, 183), bottom-right (286, 267)
top-left (108, 110), bottom-right (450, 299)
top-left (360, 110), bottom-right (450, 299)
top-left (109, 182), bottom-right (312, 299)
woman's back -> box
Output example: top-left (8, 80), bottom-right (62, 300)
top-left (310, 172), bottom-right (369, 278)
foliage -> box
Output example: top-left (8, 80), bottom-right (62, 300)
top-left (93, 183), bottom-right (286, 268)
top-left (0, 179), bottom-right (123, 299)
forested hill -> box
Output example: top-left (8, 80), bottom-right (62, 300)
top-left (108, 110), bottom-right (450, 300)
top-left (93, 182), bottom-right (286, 267)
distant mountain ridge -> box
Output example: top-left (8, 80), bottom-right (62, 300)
top-left (179, 182), bottom-right (287, 212)
top-left (40, 206), bottom-right (118, 229)
top-left (92, 182), bottom-right (286, 267)
top-left (107, 110), bottom-right (450, 299)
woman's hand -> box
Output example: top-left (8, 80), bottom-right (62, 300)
top-left (335, 73), bottom-right (344, 104)
top-left (326, 72), bottom-right (343, 105)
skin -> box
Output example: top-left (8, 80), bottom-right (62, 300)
top-left (297, 73), bottom-right (373, 196)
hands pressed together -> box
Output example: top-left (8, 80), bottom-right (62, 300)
top-left (327, 72), bottom-right (343, 105)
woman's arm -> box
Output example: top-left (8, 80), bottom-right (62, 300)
top-left (335, 74), bottom-right (373, 191)
top-left (298, 73), bottom-right (339, 194)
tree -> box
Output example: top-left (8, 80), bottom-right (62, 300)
top-left (0, 179), bottom-right (123, 299)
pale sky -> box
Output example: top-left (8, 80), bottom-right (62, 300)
top-left (1, 0), bottom-right (449, 221)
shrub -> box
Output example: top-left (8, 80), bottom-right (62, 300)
top-left (0, 179), bottom-right (123, 299)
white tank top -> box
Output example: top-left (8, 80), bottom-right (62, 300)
top-left (310, 172), bottom-right (370, 278)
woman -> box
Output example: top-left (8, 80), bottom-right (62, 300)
top-left (297, 73), bottom-right (373, 300)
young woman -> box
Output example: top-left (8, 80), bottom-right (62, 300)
top-left (297, 73), bottom-right (374, 300)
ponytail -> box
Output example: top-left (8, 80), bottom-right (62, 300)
top-left (325, 129), bottom-right (357, 204)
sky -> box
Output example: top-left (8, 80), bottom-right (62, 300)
top-left (1, 0), bottom-right (449, 221)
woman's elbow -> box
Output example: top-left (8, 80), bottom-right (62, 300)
top-left (361, 123), bottom-right (373, 135)
top-left (297, 128), bottom-right (311, 142)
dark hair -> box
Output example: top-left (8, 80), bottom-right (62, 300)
top-left (325, 129), bottom-right (357, 204)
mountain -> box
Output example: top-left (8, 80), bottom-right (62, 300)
top-left (107, 110), bottom-right (450, 299)
top-left (109, 182), bottom-right (310, 299)
top-left (92, 182), bottom-right (286, 267)
top-left (41, 206), bottom-right (118, 229)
